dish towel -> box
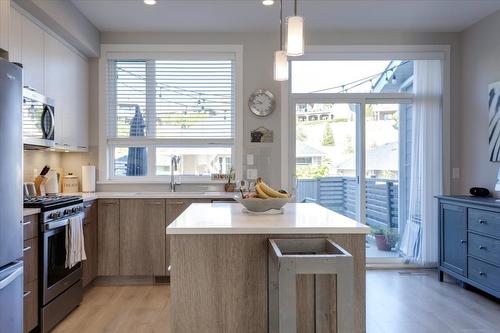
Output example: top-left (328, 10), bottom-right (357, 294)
top-left (65, 213), bottom-right (87, 269)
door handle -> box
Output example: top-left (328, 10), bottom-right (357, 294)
top-left (23, 246), bottom-right (31, 252)
top-left (23, 290), bottom-right (32, 298)
top-left (23, 221), bottom-right (31, 226)
top-left (0, 266), bottom-right (23, 290)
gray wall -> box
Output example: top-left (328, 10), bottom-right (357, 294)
top-left (459, 10), bottom-right (500, 195)
top-left (89, 30), bottom-right (461, 192)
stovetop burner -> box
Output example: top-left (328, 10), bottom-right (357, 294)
top-left (24, 195), bottom-right (83, 210)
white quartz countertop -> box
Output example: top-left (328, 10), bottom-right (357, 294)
top-left (23, 208), bottom-right (41, 216)
top-left (63, 191), bottom-right (235, 200)
top-left (166, 202), bottom-right (370, 235)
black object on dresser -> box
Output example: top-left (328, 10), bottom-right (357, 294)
top-left (437, 195), bottom-right (500, 298)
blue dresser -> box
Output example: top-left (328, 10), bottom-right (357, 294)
top-left (437, 195), bottom-right (500, 298)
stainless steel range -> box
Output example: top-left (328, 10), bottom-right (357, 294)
top-left (24, 195), bottom-right (84, 333)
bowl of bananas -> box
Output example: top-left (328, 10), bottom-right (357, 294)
top-left (234, 177), bottom-right (292, 213)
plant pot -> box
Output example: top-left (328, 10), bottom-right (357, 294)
top-left (224, 183), bottom-right (236, 192)
top-left (374, 233), bottom-right (392, 251)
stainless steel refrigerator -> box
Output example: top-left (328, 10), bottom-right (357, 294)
top-left (0, 58), bottom-right (24, 333)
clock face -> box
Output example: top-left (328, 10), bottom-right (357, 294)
top-left (248, 89), bottom-right (275, 117)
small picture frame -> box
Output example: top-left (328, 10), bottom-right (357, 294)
top-left (250, 127), bottom-right (274, 143)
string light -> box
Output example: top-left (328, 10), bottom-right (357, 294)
top-left (308, 60), bottom-right (411, 93)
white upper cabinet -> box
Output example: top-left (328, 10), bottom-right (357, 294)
top-left (44, 32), bottom-right (89, 150)
top-left (8, 8), bottom-right (22, 64)
top-left (21, 14), bottom-right (44, 93)
top-left (1, 1), bottom-right (11, 54)
top-left (10, 6), bottom-right (89, 151)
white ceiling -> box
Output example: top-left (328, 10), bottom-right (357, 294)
top-left (71, 0), bottom-right (500, 33)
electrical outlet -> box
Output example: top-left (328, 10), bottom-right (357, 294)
top-left (452, 168), bottom-right (460, 179)
top-left (247, 169), bottom-right (258, 179)
top-left (247, 154), bottom-right (254, 166)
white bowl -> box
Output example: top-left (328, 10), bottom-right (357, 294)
top-left (234, 195), bottom-right (292, 212)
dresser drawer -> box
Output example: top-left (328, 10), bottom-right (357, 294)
top-left (468, 257), bottom-right (500, 292)
top-left (23, 214), bottom-right (38, 241)
top-left (23, 279), bottom-right (38, 333)
top-left (23, 238), bottom-right (38, 284)
top-left (468, 208), bottom-right (500, 239)
top-left (468, 233), bottom-right (500, 266)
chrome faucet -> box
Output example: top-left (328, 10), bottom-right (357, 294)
top-left (170, 155), bottom-right (181, 192)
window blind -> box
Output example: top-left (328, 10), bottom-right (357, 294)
top-left (107, 59), bottom-right (235, 140)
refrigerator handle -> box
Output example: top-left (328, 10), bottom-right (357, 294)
top-left (0, 266), bottom-right (23, 290)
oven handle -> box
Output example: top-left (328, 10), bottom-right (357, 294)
top-left (44, 213), bottom-right (85, 231)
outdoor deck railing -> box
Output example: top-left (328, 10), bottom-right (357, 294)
top-left (297, 176), bottom-right (399, 229)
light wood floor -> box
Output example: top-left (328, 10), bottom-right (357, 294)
top-left (52, 270), bottom-right (500, 333)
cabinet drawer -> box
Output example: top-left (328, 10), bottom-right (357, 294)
top-left (468, 233), bottom-right (500, 266)
top-left (23, 238), bottom-right (38, 284)
top-left (23, 279), bottom-right (38, 333)
top-left (23, 214), bottom-right (38, 241)
top-left (468, 208), bottom-right (500, 238)
top-left (468, 257), bottom-right (500, 292)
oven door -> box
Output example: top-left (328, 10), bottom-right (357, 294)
top-left (42, 219), bottom-right (82, 305)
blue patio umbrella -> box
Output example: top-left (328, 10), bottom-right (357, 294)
top-left (126, 105), bottom-right (147, 176)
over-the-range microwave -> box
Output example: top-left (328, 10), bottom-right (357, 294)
top-left (22, 88), bottom-right (56, 149)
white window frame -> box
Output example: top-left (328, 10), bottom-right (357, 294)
top-left (281, 45), bottom-right (451, 265)
top-left (98, 44), bottom-right (243, 184)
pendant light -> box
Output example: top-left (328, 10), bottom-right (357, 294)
top-left (286, 0), bottom-right (304, 56)
top-left (274, 0), bottom-right (288, 81)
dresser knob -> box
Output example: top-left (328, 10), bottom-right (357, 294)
top-left (460, 240), bottom-right (467, 244)
top-left (479, 245), bottom-right (486, 250)
top-left (479, 220), bottom-right (486, 224)
top-left (479, 271), bottom-right (486, 276)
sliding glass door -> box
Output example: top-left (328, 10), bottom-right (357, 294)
top-left (294, 102), bottom-right (360, 220)
top-left (292, 98), bottom-right (413, 261)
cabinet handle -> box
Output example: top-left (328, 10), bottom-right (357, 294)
top-left (167, 201), bottom-right (185, 205)
top-left (147, 202), bottom-right (163, 205)
top-left (479, 219), bottom-right (486, 224)
top-left (23, 290), bottom-right (32, 298)
top-left (84, 204), bottom-right (93, 209)
top-left (479, 271), bottom-right (486, 277)
top-left (479, 245), bottom-right (487, 250)
top-left (23, 246), bottom-right (31, 252)
top-left (460, 240), bottom-right (467, 244)
top-left (23, 221), bottom-right (31, 226)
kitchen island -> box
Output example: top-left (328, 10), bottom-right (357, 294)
top-left (167, 202), bottom-right (369, 333)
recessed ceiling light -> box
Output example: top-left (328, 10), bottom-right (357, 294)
top-left (262, 0), bottom-right (274, 6)
top-left (144, 0), bottom-right (156, 5)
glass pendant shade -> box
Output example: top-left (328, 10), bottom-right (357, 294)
top-left (274, 50), bottom-right (288, 81)
top-left (286, 16), bottom-right (304, 56)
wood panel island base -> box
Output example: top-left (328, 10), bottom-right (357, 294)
top-left (167, 203), bottom-right (370, 333)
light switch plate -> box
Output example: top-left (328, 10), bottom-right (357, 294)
top-left (247, 154), bottom-right (254, 166)
top-left (452, 168), bottom-right (460, 179)
top-left (247, 169), bottom-right (258, 179)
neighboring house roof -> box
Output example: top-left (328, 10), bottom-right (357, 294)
top-left (336, 142), bottom-right (398, 171)
top-left (296, 141), bottom-right (326, 158)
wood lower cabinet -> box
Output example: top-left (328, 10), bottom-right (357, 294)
top-left (98, 199), bottom-right (120, 276)
top-left (97, 198), bottom-right (219, 277)
top-left (23, 280), bottom-right (38, 333)
top-left (120, 199), bottom-right (167, 276)
top-left (23, 214), bottom-right (38, 333)
top-left (82, 200), bottom-right (98, 287)
top-left (165, 199), bottom-right (210, 275)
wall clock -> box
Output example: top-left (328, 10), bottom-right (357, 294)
top-left (248, 89), bottom-right (276, 117)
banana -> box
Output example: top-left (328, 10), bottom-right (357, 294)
top-left (255, 183), bottom-right (270, 199)
top-left (257, 179), bottom-right (289, 198)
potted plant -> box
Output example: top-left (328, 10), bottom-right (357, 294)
top-left (372, 227), bottom-right (398, 251)
top-left (224, 168), bottom-right (236, 192)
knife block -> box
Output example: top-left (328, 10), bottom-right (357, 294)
top-left (34, 175), bottom-right (47, 196)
